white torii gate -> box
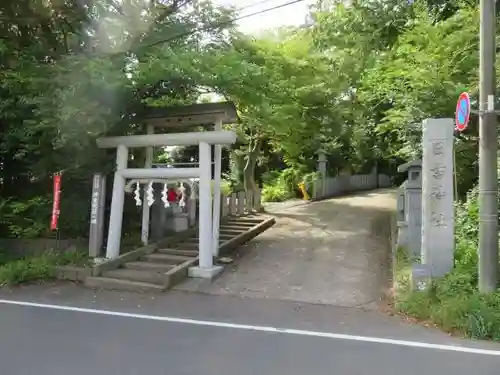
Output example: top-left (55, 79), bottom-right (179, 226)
top-left (96, 102), bottom-right (238, 278)
top-left (139, 102), bottom-right (238, 257)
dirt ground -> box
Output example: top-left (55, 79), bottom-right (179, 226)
top-left (176, 189), bottom-right (397, 309)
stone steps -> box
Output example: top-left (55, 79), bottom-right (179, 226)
top-left (85, 214), bottom-right (275, 293)
top-left (142, 253), bottom-right (193, 264)
top-left (124, 261), bottom-right (174, 272)
top-left (220, 223), bottom-right (259, 230)
top-left (103, 268), bottom-right (167, 285)
top-left (174, 242), bottom-right (198, 250)
top-left (193, 233), bottom-right (235, 241)
top-left (157, 248), bottom-right (198, 257)
top-left (84, 276), bottom-right (166, 292)
top-left (225, 218), bottom-right (263, 225)
top-left (220, 226), bottom-right (259, 232)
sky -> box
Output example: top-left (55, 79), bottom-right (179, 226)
top-left (213, 0), bottom-right (313, 33)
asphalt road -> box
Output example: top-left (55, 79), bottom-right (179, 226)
top-left (0, 302), bottom-right (499, 375)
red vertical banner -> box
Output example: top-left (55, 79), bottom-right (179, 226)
top-left (50, 173), bottom-right (62, 231)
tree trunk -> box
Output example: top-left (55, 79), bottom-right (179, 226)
top-left (230, 152), bottom-right (245, 190)
top-left (243, 138), bottom-right (262, 196)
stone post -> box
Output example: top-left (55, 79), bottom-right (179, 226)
top-left (212, 119), bottom-right (223, 257)
top-left (88, 173), bottom-right (106, 258)
top-left (245, 190), bottom-right (254, 212)
top-left (151, 183), bottom-right (167, 241)
top-left (317, 152), bottom-right (327, 198)
top-left (396, 181), bottom-right (408, 250)
top-left (197, 142), bottom-right (213, 269)
top-left (229, 193), bottom-right (237, 215)
top-left (397, 160), bottom-right (422, 258)
top-left (221, 195), bottom-right (229, 218)
top-left (237, 191), bottom-right (245, 215)
top-left (188, 197), bottom-right (197, 227)
top-left (141, 124), bottom-right (154, 245)
top-left (421, 118), bottom-right (454, 277)
top-left (105, 145), bottom-right (128, 259)
top-left (188, 141), bottom-right (222, 279)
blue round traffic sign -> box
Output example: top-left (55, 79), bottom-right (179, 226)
top-left (455, 92), bottom-right (470, 131)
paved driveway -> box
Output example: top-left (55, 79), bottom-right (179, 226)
top-left (177, 189), bottom-right (396, 308)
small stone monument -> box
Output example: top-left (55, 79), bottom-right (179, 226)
top-left (411, 263), bottom-right (432, 292)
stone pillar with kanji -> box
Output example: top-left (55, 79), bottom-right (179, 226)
top-left (421, 118), bottom-right (455, 277)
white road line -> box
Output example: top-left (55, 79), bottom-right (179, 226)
top-left (0, 298), bottom-right (499, 356)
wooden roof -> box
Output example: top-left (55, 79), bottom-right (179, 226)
top-left (141, 101), bottom-right (239, 128)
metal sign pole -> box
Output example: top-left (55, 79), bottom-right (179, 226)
top-left (478, 0), bottom-right (498, 293)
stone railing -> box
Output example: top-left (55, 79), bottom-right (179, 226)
top-left (155, 189), bottom-right (262, 236)
top-left (220, 189), bottom-right (262, 218)
top-left (309, 172), bottom-right (392, 200)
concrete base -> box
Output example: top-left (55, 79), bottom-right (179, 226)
top-left (188, 265), bottom-right (223, 279)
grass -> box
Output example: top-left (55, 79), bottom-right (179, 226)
top-left (393, 246), bottom-right (500, 341)
top-left (0, 249), bottom-right (91, 287)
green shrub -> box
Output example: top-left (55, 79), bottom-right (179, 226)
top-left (0, 248), bottom-right (13, 266)
top-left (0, 197), bottom-right (51, 238)
top-left (0, 250), bottom-right (90, 286)
top-left (280, 167), bottom-right (304, 195)
top-left (220, 180), bottom-right (233, 196)
top-left (395, 181), bottom-right (500, 341)
top-left (394, 182), bottom-right (500, 341)
top-left (261, 170), bottom-right (281, 185)
top-left (262, 183), bottom-right (291, 202)
top-left (0, 255), bottom-right (55, 286)
top-left (210, 179), bottom-right (233, 196)
top-left (261, 167), bottom-right (314, 202)
top-left (395, 267), bottom-right (500, 341)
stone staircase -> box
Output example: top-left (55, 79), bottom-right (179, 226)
top-left (84, 215), bottom-right (275, 292)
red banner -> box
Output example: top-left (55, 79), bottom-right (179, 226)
top-left (50, 174), bottom-right (62, 231)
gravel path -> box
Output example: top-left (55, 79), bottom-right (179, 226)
top-left (176, 189), bottom-right (397, 308)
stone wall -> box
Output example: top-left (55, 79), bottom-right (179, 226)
top-left (0, 238), bottom-right (87, 258)
top-left (312, 172), bottom-right (393, 199)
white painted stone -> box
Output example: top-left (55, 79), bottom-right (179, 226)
top-left (245, 191), bottom-right (254, 212)
top-left (212, 120), bottom-right (223, 258)
top-left (141, 124), bottom-right (154, 245)
top-left (237, 191), bottom-right (245, 215)
top-left (229, 194), bottom-right (237, 215)
top-left (106, 145), bottom-right (128, 259)
top-left (221, 196), bottom-right (229, 218)
top-left (198, 141), bottom-right (213, 269)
